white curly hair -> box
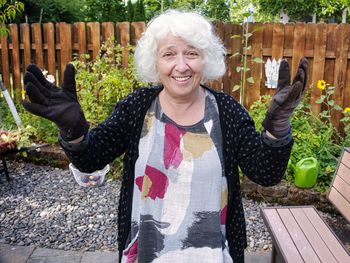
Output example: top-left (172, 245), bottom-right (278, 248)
top-left (134, 9), bottom-right (227, 84)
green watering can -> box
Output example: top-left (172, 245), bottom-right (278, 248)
top-left (294, 157), bottom-right (319, 188)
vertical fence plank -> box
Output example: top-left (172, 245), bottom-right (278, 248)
top-left (57, 22), bottom-right (72, 84)
top-left (1, 33), bottom-right (10, 89)
top-left (333, 24), bottom-right (350, 127)
top-left (226, 23), bottom-right (242, 100)
top-left (73, 22), bottom-right (87, 57)
top-left (211, 21), bottom-right (225, 91)
top-left (9, 24), bottom-right (21, 96)
top-left (87, 22), bottom-right (101, 60)
top-left (311, 23), bottom-right (327, 114)
top-left (32, 23), bottom-right (44, 69)
top-left (43, 23), bottom-right (56, 77)
top-left (324, 24), bottom-right (337, 105)
top-left (247, 22), bottom-right (263, 109)
top-left (261, 23), bottom-right (273, 97)
top-left (21, 24), bottom-right (31, 70)
top-left (271, 23), bottom-right (284, 60)
top-left (305, 23), bottom-right (316, 88)
top-left (291, 23), bottom-right (306, 78)
top-left (102, 22), bottom-right (115, 42)
top-left (131, 22), bottom-right (145, 45)
top-left (116, 22), bottom-right (130, 67)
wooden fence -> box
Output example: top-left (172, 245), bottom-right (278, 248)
top-left (0, 21), bottom-right (350, 127)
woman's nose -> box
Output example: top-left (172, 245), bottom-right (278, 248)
top-left (175, 55), bottom-right (189, 72)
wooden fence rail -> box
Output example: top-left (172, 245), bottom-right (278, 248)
top-left (0, 21), bottom-right (349, 127)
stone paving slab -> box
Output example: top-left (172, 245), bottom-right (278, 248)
top-left (81, 251), bottom-right (119, 263)
top-left (245, 250), bottom-right (272, 263)
top-left (0, 244), bottom-right (36, 263)
top-left (28, 247), bottom-right (82, 263)
top-left (0, 244), bottom-right (270, 263)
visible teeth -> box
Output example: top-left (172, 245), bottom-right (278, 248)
top-left (174, 76), bottom-right (190, 81)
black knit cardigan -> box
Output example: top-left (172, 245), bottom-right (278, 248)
top-left (60, 85), bottom-right (293, 263)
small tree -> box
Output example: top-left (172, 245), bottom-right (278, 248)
top-left (203, 0), bottom-right (230, 22)
top-left (133, 0), bottom-right (146, 22)
top-left (0, 0), bottom-right (24, 36)
top-left (126, 0), bottom-right (134, 22)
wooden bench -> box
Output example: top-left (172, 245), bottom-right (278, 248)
top-left (260, 147), bottom-right (350, 263)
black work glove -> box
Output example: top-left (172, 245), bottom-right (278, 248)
top-left (23, 64), bottom-right (89, 141)
top-left (262, 57), bottom-right (308, 138)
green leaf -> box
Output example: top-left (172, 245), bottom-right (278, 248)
top-left (328, 100), bottom-right (334, 106)
top-left (247, 77), bottom-right (254, 84)
top-left (243, 46), bottom-right (251, 51)
top-left (236, 66), bottom-right (243, 72)
top-left (334, 105), bottom-right (343, 111)
top-left (231, 52), bottom-right (241, 58)
top-left (252, 26), bottom-right (264, 33)
top-left (246, 33), bottom-right (253, 38)
top-left (242, 12), bottom-right (252, 18)
top-left (252, 57), bottom-right (264, 64)
top-left (231, 35), bottom-right (241, 39)
top-left (316, 95), bottom-right (326, 104)
top-left (232, 85), bottom-right (241, 92)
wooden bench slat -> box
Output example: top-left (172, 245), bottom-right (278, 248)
top-left (262, 208), bottom-right (304, 262)
top-left (329, 187), bottom-right (350, 224)
top-left (337, 163), bottom-right (350, 185)
top-left (331, 171), bottom-right (350, 206)
top-left (303, 207), bottom-right (350, 262)
top-left (277, 208), bottom-right (321, 262)
top-left (342, 149), bottom-right (350, 169)
top-left (290, 208), bottom-right (337, 263)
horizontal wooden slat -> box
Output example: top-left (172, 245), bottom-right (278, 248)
top-left (303, 207), bottom-right (350, 262)
top-left (332, 167), bottom-right (350, 202)
top-left (337, 162), bottom-right (350, 183)
top-left (262, 208), bottom-right (304, 262)
top-left (278, 208), bottom-right (321, 262)
top-left (329, 187), bottom-right (350, 223)
top-left (291, 208), bottom-right (337, 263)
top-left (342, 150), bottom-right (350, 169)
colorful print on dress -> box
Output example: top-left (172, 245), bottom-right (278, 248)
top-left (164, 123), bottom-right (186, 169)
top-left (135, 165), bottom-right (169, 200)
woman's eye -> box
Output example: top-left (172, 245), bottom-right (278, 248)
top-left (187, 51), bottom-right (199, 57)
top-left (163, 52), bottom-right (174, 57)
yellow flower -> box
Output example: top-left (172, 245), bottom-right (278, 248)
top-left (344, 107), bottom-right (350, 113)
top-left (317, 80), bottom-right (326, 90)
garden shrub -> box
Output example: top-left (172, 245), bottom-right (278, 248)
top-left (249, 90), bottom-right (345, 192)
top-left (1, 38), bottom-right (144, 179)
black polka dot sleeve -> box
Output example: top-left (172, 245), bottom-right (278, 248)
top-left (217, 93), bottom-right (293, 187)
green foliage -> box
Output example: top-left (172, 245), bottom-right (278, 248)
top-left (21, 0), bottom-right (85, 23)
top-left (0, 99), bottom-right (58, 147)
top-left (126, 0), bottom-right (134, 22)
top-left (255, 0), bottom-right (350, 22)
top-left (84, 0), bottom-right (125, 22)
top-left (230, 0), bottom-right (278, 23)
top-left (72, 38), bottom-right (144, 125)
top-left (231, 20), bottom-right (264, 106)
top-left (133, 0), bottom-right (146, 22)
top-left (249, 89), bottom-right (345, 192)
top-left (0, 0), bottom-right (24, 36)
top-left (203, 0), bottom-right (230, 22)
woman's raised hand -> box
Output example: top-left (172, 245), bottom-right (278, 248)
top-left (23, 64), bottom-right (89, 141)
top-left (262, 57), bottom-right (308, 138)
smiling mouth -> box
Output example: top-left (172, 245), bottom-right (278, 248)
top-left (173, 76), bottom-right (191, 82)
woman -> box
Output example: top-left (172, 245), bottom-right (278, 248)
top-left (23, 10), bottom-right (307, 263)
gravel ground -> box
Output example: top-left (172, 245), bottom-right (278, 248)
top-left (0, 161), bottom-right (348, 253)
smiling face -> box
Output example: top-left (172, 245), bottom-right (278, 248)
top-left (156, 35), bottom-right (204, 100)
